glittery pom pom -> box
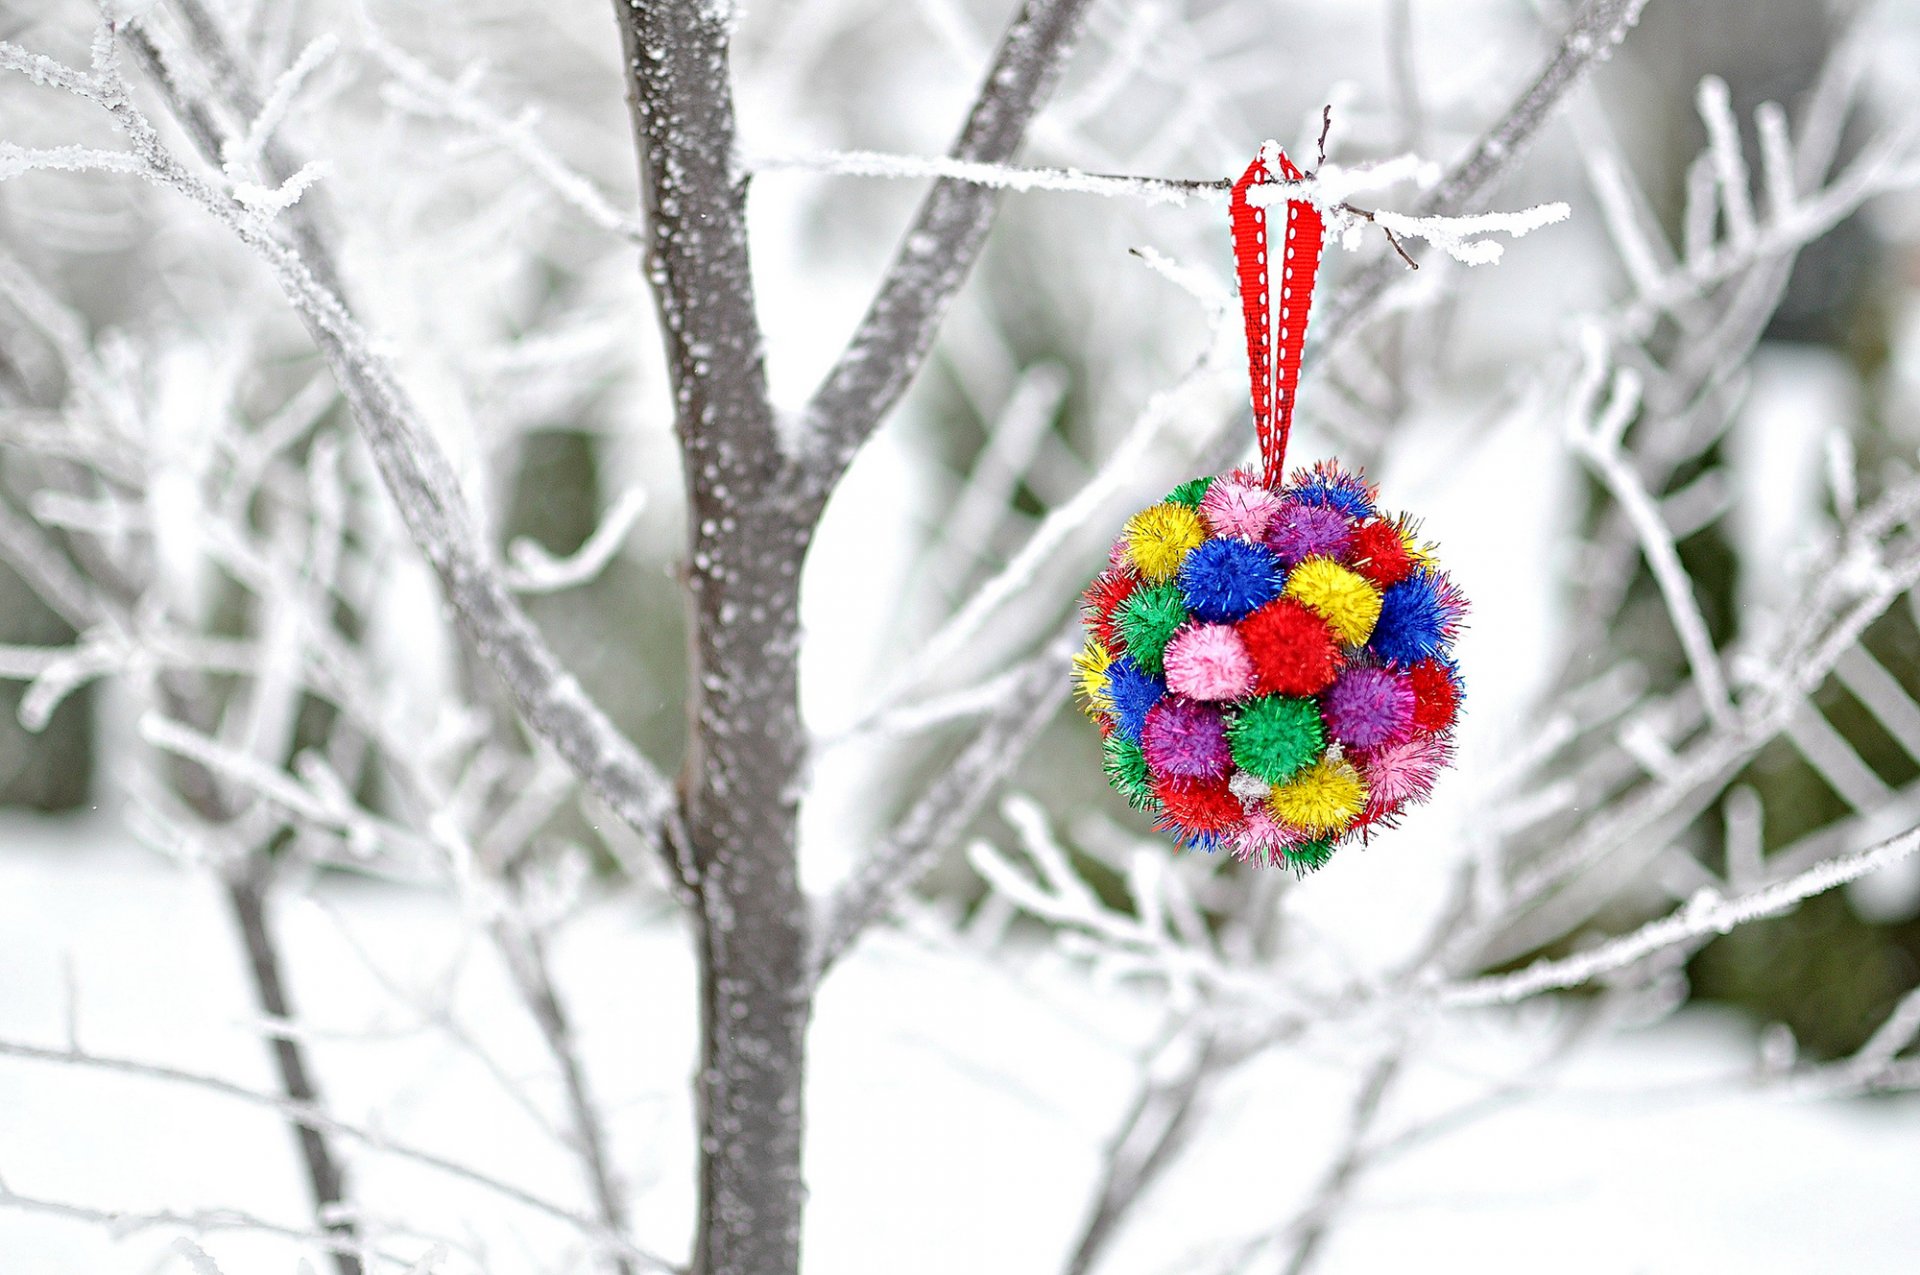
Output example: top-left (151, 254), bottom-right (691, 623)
top-left (1200, 474), bottom-right (1281, 542)
top-left (1238, 598), bottom-right (1341, 696)
top-left (1289, 461), bottom-right (1376, 520)
top-left (1142, 696), bottom-right (1232, 780)
top-left (1152, 773), bottom-right (1242, 846)
top-left (1354, 732), bottom-right (1450, 809)
top-left (1164, 624), bottom-right (1256, 701)
top-left (1269, 757), bottom-right (1369, 836)
top-left (1370, 569), bottom-right (1465, 666)
top-left (1284, 557), bottom-right (1383, 647)
top-left (1178, 538), bottom-right (1283, 623)
top-left (1265, 501), bottom-right (1353, 567)
top-left (1105, 656), bottom-right (1165, 744)
top-left (1125, 503), bottom-right (1207, 583)
top-left (1322, 667), bottom-right (1415, 749)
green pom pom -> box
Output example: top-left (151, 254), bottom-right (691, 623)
top-left (1165, 477), bottom-right (1214, 509)
top-left (1103, 735), bottom-right (1154, 807)
top-left (1116, 582), bottom-right (1188, 677)
top-left (1228, 695), bottom-right (1325, 783)
top-left (1283, 839), bottom-right (1336, 874)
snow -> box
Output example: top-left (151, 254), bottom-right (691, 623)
top-left (4, 816), bottom-right (1918, 1273)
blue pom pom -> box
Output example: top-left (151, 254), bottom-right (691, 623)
top-left (1178, 538), bottom-right (1282, 623)
top-left (1107, 656), bottom-right (1166, 743)
top-left (1370, 569), bottom-right (1458, 666)
top-left (1292, 465), bottom-right (1375, 521)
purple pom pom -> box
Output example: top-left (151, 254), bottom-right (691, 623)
top-left (1141, 696), bottom-right (1231, 779)
top-left (1265, 501), bottom-right (1353, 567)
top-left (1322, 667), bottom-right (1414, 748)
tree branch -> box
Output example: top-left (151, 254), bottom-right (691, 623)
top-left (224, 871), bottom-right (362, 1275)
top-left (1315, 0), bottom-right (1654, 344)
top-left (96, 10), bottom-right (690, 886)
top-left (787, 0), bottom-right (1096, 519)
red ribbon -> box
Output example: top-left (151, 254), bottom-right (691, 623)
top-left (1230, 145), bottom-right (1325, 485)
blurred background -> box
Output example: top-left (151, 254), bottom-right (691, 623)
top-left (3, 0), bottom-right (1920, 1270)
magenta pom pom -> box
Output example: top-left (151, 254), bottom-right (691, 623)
top-left (1164, 624), bottom-right (1257, 701)
top-left (1141, 696), bottom-right (1232, 779)
top-left (1355, 733), bottom-right (1450, 808)
top-left (1200, 474), bottom-right (1281, 542)
top-left (1322, 667), bottom-right (1415, 749)
top-left (1265, 501), bottom-right (1353, 567)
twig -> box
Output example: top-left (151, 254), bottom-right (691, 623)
top-left (224, 870), bottom-right (363, 1275)
top-left (492, 915), bottom-right (636, 1275)
top-left (789, 0), bottom-right (1098, 519)
top-left (1062, 1026), bottom-right (1219, 1275)
top-left (65, 11), bottom-right (690, 882)
top-left (1275, 1052), bottom-right (1405, 1275)
top-left (1316, 0), bottom-right (1655, 344)
top-left (0, 1036), bottom-right (678, 1270)
top-left (1440, 819), bottom-right (1920, 1008)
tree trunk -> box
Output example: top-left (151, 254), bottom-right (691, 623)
top-left (610, 5), bottom-right (812, 1273)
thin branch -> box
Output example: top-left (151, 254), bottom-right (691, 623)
top-left (1316, 0), bottom-right (1655, 344)
top-left (0, 1035), bottom-right (678, 1270)
top-left (224, 871), bottom-right (363, 1275)
top-left (49, 14), bottom-right (691, 883)
top-left (1062, 1027), bottom-right (1219, 1275)
top-left (492, 916), bottom-right (636, 1275)
top-left (788, 0), bottom-right (1098, 518)
top-left (1275, 1052), bottom-right (1405, 1275)
top-left (811, 628), bottom-right (1075, 975)
top-left (1440, 820), bottom-right (1920, 1008)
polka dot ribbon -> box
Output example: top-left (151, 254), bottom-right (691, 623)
top-left (1230, 144), bottom-right (1325, 487)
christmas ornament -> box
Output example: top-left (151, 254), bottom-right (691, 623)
top-left (1074, 143), bottom-right (1466, 872)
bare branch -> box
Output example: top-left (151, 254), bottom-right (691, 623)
top-left (52, 14), bottom-right (691, 880)
top-left (0, 1036), bottom-right (677, 1270)
top-left (788, 0), bottom-right (1097, 518)
top-left (1441, 820), bottom-right (1920, 1008)
top-left (1316, 0), bottom-right (1655, 342)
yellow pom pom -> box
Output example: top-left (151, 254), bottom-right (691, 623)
top-left (1125, 503), bottom-right (1206, 583)
top-left (1397, 517), bottom-right (1436, 567)
top-left (1072, 640), bottom-right (1114, 717)
top-left (1284, 557), bottom-right (1382, 646)
top-left (1269, 757), bottom-right (1369, 835)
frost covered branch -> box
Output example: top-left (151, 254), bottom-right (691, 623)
top-left (789, 0), bottom-right (1097, 516)
top-left (1441, 822), bottom-right (1920, 1008)
top-left (0, 18), bottom-right (686, 873)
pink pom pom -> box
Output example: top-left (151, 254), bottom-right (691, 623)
top-left (1231, 804), bottom-right (1308, 864)
top-left (1322, 667), bottom-right (1414, 748)
top-left (1354, 733), bottom-right (1450, 807)
top-left (1164, 624), bottom-right (1256, 701)
top-left (1200, 475), bottom-right (1281, 542)
top-left (1108, 536), bottom-right (1133, 570)
top-left (1142, 696), bottom-right (1232, 779)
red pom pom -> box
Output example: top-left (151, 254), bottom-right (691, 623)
top-left (1408, 659), bottom-right (1459, 733)
top-left (1151, 773), bottom-right (1243, 838)
top-left (1237, 598), bottom-right (1341, 696)
top-left (1082, 570), bottom-right (1140, 651)
top-left (1347, 520), bottom-right (1414, 587)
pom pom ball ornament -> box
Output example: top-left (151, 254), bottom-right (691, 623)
top-left (1074, 143), bottom-right (1467, 873)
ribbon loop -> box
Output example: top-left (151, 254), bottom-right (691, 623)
top-left (1229, 144), bottom-right (1325, 484)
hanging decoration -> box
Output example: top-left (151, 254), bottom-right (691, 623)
top-left (1074, 142), bottom-right (1467, 872)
